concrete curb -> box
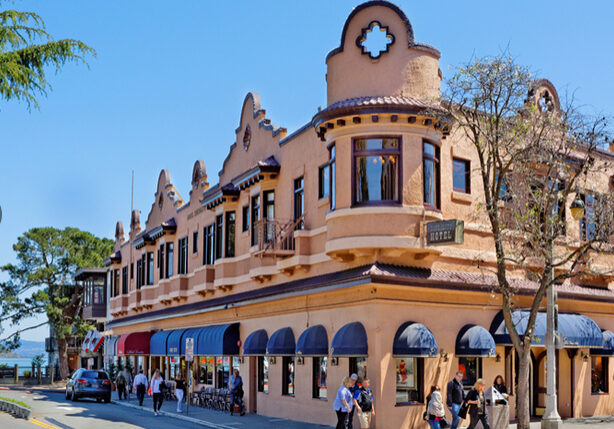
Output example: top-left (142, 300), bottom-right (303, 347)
top-left (111, 399), bottom-right (237, 429)
top-left (4, 386), bottom-right (65, 394)
top-left (0, 398), bottom-right (32, 420)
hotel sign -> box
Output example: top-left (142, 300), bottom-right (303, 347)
top-left (426, 219), bottom-right (464, 246)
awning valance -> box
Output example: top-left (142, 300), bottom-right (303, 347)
top-left (266, 327), bottom-right (295, 356)
top-left (591, 330), bottom-right (614, 356)
top-left (489, 310), bottom-right (604, 348)
top-left (331, 322), bottom-right (368, 357)
top-left (166, 329), bottom-right (187, 355)
top-left (243, 330), bottom-right (268, 356)
top-left (150, 331), bottom-right (172, 356)
top-left (455, 324), bottom-right (496, 357)
top-left (117, 331), bottom-right (152, 356)
top-left (393, 321), bottom-right (438, 357)
top-left (296, 325), bottom-right (328, 356)
top-left (195, 323), bottom-right (240, 356)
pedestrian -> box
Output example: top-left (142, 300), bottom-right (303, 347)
top-left (492, 375), bottom-right (508, 399)
top-left (446, 371), bottom-right (465, 429)
top-left (426, 385), bottom-right (446, 429)
top-left (347, 373), bottom-right (359, 429)
top-left (229, 369), bottom-right (245, 416)
top-left (175, 372), bottom-right (187, 413)
top-left (133, 369), bottom-right (148, 407)
top-left (120, 367), bottom-right (132, 400)
top-left (466, 379), bottom-right (490, 429)
top-left (115, 370), bottom-right (126, 400)
top-left (353, 377), bottom-right (374, 429)
top-left (151, 369), bottom-right (165, 416)
top-left (333, 376), bottom-right (354, 429)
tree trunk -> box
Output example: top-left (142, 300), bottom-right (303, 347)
top-left (56, 337), bottom-right (70, 379)
top-left (516, 347), bottom-right (532, 429)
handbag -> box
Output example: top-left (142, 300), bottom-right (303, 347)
top-left (458, 402), bottom-right (468, 419)
top-left (440, 417), bottom-right (451, 428)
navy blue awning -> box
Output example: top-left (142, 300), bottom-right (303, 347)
top-left (456, 324), bottom-right (496, 357)
top-left (591, 330), bottom-right (614, 356)
top-left (296, 325), bottom-right (328, 356)
top-left (266, 327), bottom-right (295, 356)
top-left (167, 329), bottom-right (187, 355)
top-left (243, 330), bottom-right (268, 356)
top-left (180, 328), bottom-right (201, 355)
top-left (490, 310), bottom-right (604, 348)
top-left (196, 323), bottom-right (240, 356)
top-left (331, 322), bottom-right (368, 357)
top-left (150, 331), bottom-right (172, 356)
top-left (393, 321), bottom-right (438, 357)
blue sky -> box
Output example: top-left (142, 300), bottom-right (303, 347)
top-left (1, 0), bottom-right (612, 342)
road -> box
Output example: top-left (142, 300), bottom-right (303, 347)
top-left (0, 389), bottom-right (205, 429)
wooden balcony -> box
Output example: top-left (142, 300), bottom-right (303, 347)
top-left (255, 215), bottom-right (305, 257)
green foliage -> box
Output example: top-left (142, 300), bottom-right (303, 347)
top-left (23, 370), bottom-right (30, 378)
top-left (0, 6), bottom-right (95, 109)
top-left (0, 227), bottom-right (113, 358)
top-left (0, 396), bottom-right (31, 409)
top-left (31, 353), bottom-right (44, 367)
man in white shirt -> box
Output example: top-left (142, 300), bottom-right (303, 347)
top-left (133, 369), bottom-right (148, 406)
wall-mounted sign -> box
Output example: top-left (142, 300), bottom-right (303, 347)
top-left (185, 337), bottom-right (194, 362)
top-left (426, 219), bottom-right (464, 246)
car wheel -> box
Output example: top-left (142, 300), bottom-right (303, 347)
top-left (104, 395), bottom-right (111, 404)
top-left (71, 389), bottom-right (78, 402)
top-left (65, 389), bottom-right (70, 400)
top-left (96, 397), bottom-right (102, 403)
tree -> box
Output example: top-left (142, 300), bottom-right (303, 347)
top-left (0, 227), bottom-right (113, 379)
top-left (31, 353), bottom-right (45, 368)
top-left (1, 3), bottom-right (95, 108)
top-left (438, 55), bottom-right (613, 428)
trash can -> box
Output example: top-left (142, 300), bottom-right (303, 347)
top-left (485, 386), bottom-right (510, 429)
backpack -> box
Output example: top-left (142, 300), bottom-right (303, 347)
top-left (358, 388), bottom-right (373, 412)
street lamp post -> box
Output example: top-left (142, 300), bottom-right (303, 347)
top-left (542, 195), bottom-right (585, 429)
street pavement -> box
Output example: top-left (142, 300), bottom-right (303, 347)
top-left (1, 387), bottom-right (614, 428)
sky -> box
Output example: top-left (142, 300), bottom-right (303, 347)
top-left (1, 0), bottom-right (612, 342)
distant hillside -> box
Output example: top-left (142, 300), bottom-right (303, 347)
top-left (1, 340), bottom-right (46, 358)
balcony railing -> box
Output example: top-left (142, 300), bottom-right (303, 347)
top-left (256, 215), bottom-right (305, 256)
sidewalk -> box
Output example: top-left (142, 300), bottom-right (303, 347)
top-left (111, 391), bottom-right (334, 429)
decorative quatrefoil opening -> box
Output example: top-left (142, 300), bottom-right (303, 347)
top-left (356, 20), bottom-right (395, 59)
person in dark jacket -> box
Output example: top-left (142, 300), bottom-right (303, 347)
top-left (446, 371), bottom-right (464, 429)
top-left (466, 379), bottom-right (490, 429)
top-left (493, 375), bottom-right (508, 398)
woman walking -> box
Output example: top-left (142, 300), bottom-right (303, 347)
top-left (333, 376), bottom-right (354, 429)
top-left (492, 375), bottom-right (508, 399)
top-left (466, 379), bottom-right (490, 429)
top-left (150, 369), bottom-right (165, 416)
top-left (175, 372), bottom-right (186, 413)
top-left (426, 385), bottom-right (446, 429)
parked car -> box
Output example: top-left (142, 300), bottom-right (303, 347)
top-left (65, 369), bottom-right (112, 403)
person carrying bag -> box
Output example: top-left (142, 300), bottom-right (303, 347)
top-left (426, 386), bottom-right (449, 429)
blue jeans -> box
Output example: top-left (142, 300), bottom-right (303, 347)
top-left (230, 391), bottom-right (243, 414)
top-left (428, 420), bottom-right (441, 429)
top-left (450, 403), bottom-right (461, 429)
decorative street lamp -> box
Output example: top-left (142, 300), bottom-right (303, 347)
top-left (542, 193), bottom-right (585, 429)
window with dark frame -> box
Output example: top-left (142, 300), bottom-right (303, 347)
top-left (591, 356), bottom-right (609, 394)
top-left (452, 158), bottom-right (470, 193)
top-left (116, 269), bottom-right (122, 295)
top-left (225, 211), bottom-right (235, 258)
top-left (251, 195), bottom-right (260, 246)
top-left (242, 205), bottom-right (249, 233)
top-left (166, 242), bottom-right (174, 278)
top-left (353, 137), bottom-right (400, 205)
top-left (141, 254), bottom-right (146, 288)
top-left (263, 190), bottom-right (275, 244)
top-left (198, 356), bottom-right (214, 385)
top-left (192, 231), bottom-right (198, 254)
top-left (423, 141), bottom-right (440, 208)
top-left (130, 262), bottom-right (134, 279)
top-left (293, 177), bottom-right (305, 229)
top-left (282, 356), bottom-right (295, 396)
top-left (257, 356), bottom-right (266, 393)
top-left (215, 215), bottom-right (223, 260)
top-left (459, 357), bottom-right (482, 393)
top-left (121, 267), bottom-right (128, 296)
top-left (147, 252), bottom-right (154, 285)
top-left (318, 164), bottom-right (329, 200)
top-left (349, 357), bottom-right (367, 380)
top-left (203, 224), bottom-right (214, 265)
top-left (580, 193), bottom-right (606, 241)
top-left (136, 259), bottom-right (142, 289)
top-left (330, 144), bottom-right (336, 210)
top-left (312, 357), bottom-right (327, 400)
top-left (395, 357), bottom-right (424, 404)
top-left (159, 244), bottom-right (165, 279)
top-left (178, 236), bottom-right (188, 274)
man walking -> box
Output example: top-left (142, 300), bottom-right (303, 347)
top-left (353, 377), bottom-right (374, 429)
top-left (229, 369), bottom-right (245, 416)
top-left (446, 371), bottom-right (465, 429)
top-left (115, 371), bottom-right (126, 400)
top-left (120, 367), bottom-right (132, 400)
top-left (133, 369), bottom-right (148, 406)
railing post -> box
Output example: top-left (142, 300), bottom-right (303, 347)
top-left (14, 364), bottom-right (18, 384)
top-left (37, 364), bottom-right (42, 384)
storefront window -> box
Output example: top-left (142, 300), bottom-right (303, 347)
top-left (216, 356), bottom-right (230, 388)
top-left (349, 357), bottom-right (367, 381)
top-left (282, 356), bottom-right (295, 396)
top-left (353, 137), bottom-right (400, 204)
top-left (395, 357), bottom-right (423, 404)
top-left (169, 356), bottom-right (179, 379)
top-left (591, 356), bottom-right (609, 394)
top-left (459, 357), bottom-right (482, 392)
top-left (258, 356), bottom-right (269, 393)
top-left (199, 356), bottom-right (214, 385)
top-left (312, 357), bottom-right (327, 399)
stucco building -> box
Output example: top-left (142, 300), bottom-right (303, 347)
top-left (103, 2), bottom-right (614, 427)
